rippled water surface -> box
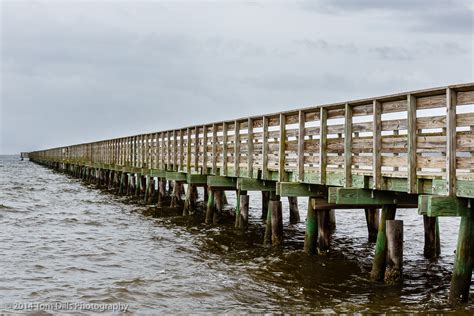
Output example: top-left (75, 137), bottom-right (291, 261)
top-left (0, 155), bottom-right (472, 313)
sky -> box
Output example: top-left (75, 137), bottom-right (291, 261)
top-left (1, 0), bottom-right (473, 154)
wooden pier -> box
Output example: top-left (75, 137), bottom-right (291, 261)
top-left (27, 83), bottom-right (474, 305)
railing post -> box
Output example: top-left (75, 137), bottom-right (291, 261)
top-left (407, 94), bottom-right (418, 193)
top-left (372, 100), bottom-right (382, 190)
top-left (212, 124), bottom-right (217, 175)
top-left (234, 120), bottom-right (240, 177)
top-left (194, 126), bottom-right (199, 173)
top-left (203, 125), bottom-right (208, 174)
top-left (186, 128), bottom-right (192, 173)
top-left (344, 103), bottom-right (352, 187)
top-left (446, 88), bottom-right (457, 196)
top-left (319, 108), bottom-right (327, 185)
top-left (297, 110), bottom-right (305, 182)
top-left (222, 122), bottom-right (228, 176)
top-left (278, 113), bottom-right (286, 182)
top-left (262, 116), bottom-right (269, 180)
top-left (247, 118), bottom-right (254, 178)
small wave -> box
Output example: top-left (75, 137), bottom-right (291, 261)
top-left (114, 278), bottom-right (146, 286)
top-left (64, 266), bottom-right (98, 273)
top-left (83, 220), bottom-right (104, 227)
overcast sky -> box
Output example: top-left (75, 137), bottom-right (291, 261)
top-left (1, 0), bottom-right (473, 154)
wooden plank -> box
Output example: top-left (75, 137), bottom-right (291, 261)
top-left (247, 118), bottom-right (254, 177)
top-left (419, 195), bottom-right (472, 217)
top-left (186, 128), bottom-right (191, 173)
top-left (297, 110), bottom-right (305, 181)
top-left (417, 94), bottom-right (446, 110)
top-left (150, 169), bottom-right (166, 177)
top-left (194, 126), bottom-right (199, 173)
top-left (237, 178), bottom-right (276, 192)
top-left (278, 114), bottom-right (286, 182)
top-left (446, 88), bottom-right (457, 196)
top-left (179, 129), bottom-right (184, 171)
top-left (319, 107), bottom-right (327, 185)
top-left (344, 103), bottom-right (352, 187)
top-left (334, 188), bottom-right (418, 206)
top-left (142, 134), bottom-right (146, 168)
top-left (234, 121), bottom-right (240, 177)
top-left (203, 125), bottom-right (208, 174)
top-left (212, 124), bottom-right (217, 174)
top-left (173, 130), bottom-right (178, 171)
top-left (262, 116), bottom-right (269, 180)
top-left (373, 100), bottom-right (382, 190)
top-left (222, 122), bottom-right (228, 176)
top-left (165, 171), bottom-right (187, 182)
top-left (207, 176), bottom-right (237, 189)
top-left (278, 182), bottom-right (326, 197)
top-left (433, 179), bottom-right (474, 198)
top-left (457, 90), bottom-right (474, 105)
top-left (407, 94), bottom-right (417, 193)
top-left (166, 131), bottom-right (171, 170)
top-left (417, 115), bottom-right (445, 129)
top-left (187, 174), bottom-right (207, 185)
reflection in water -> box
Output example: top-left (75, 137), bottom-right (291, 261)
top-left (0, 155), bottom-right (472, 313)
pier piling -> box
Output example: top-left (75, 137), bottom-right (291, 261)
top-left (423, 215), bottom-right (441, 258)
top-left (370, 205), bottom-right (396, 281)
top-left (317, 209), bottom-right (331, 253)
top-left (262, 191), bottom-right (270, 220)
top-left (384, 220), bottom-right (404, 284)
top-left (271, 200), bottom-right (283, 246)
top-left (448, 215), bottom-right (473, 305)
top-left (304, 197), bottom-right (318, 255)
top-left (237, 194), bottom-right (249, 229)
top-left (365, 208), bottom-right (380, 242)
top-left (288, 196), bottom-right (300, 223)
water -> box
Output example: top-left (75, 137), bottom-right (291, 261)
top-left (0, 155), bottom-right (472, 313)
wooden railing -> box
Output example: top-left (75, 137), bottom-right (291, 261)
top-left (28, 83), bottom-right (474, 197)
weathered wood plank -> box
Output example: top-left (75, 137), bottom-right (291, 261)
top-left (278, 182), bottom-right (326, 197)
top-left (237, 178), bottom-right (276, 192)
top-left (186, 128), bottom-right (192, 173)
top-left (222, 122), bottom-right (228, 176)
top-left (319, 108), bottom-right (328, 185)
top-left (234, 121), bottom-right (240, 177)
top-left (212, 124), bottom-right (217, 174)
top-left (418, 195), bottom-right (472, 217)
top-left (187, 174), bottom-right (208, 184)
top-left (203, 125), bottom-right (208, 174)
top-left (262, 116), bottom-right (269, 180)
top-left (407, 94), bottom-right (417, 193)
top-left (344, 103), bottom-right (352, 187)
top-left (165, 171), bottom-right (187, 182)
top-left (194, 126), bottom-right (199, 172)
top-left (333, 188), bottom-right (418, 206)
top-left (297, 110), bottom-right (305, 181)
top-left (446, 88), bottom-right (457, 196)
top-left (207, 176), bottom-right (237, 189)
top-left (248, 118), bottom-right (254, 177)
top-left (279, 114), bottom-right (286, 182)
top-left (373, 100), bottom-right (382, 190)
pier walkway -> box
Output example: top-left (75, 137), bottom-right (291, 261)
top-left (27, 83), bottom-right (474, 305)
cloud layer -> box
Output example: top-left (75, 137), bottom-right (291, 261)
top-left (1, 1), bottom-right (473, 154)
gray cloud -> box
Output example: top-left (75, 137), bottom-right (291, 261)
top-left (297, 39), bottom-right (358, 54)
top-left (302, 0), bottom-right (473, 34)
top-left (0, 1), bottom-right (472, 154)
